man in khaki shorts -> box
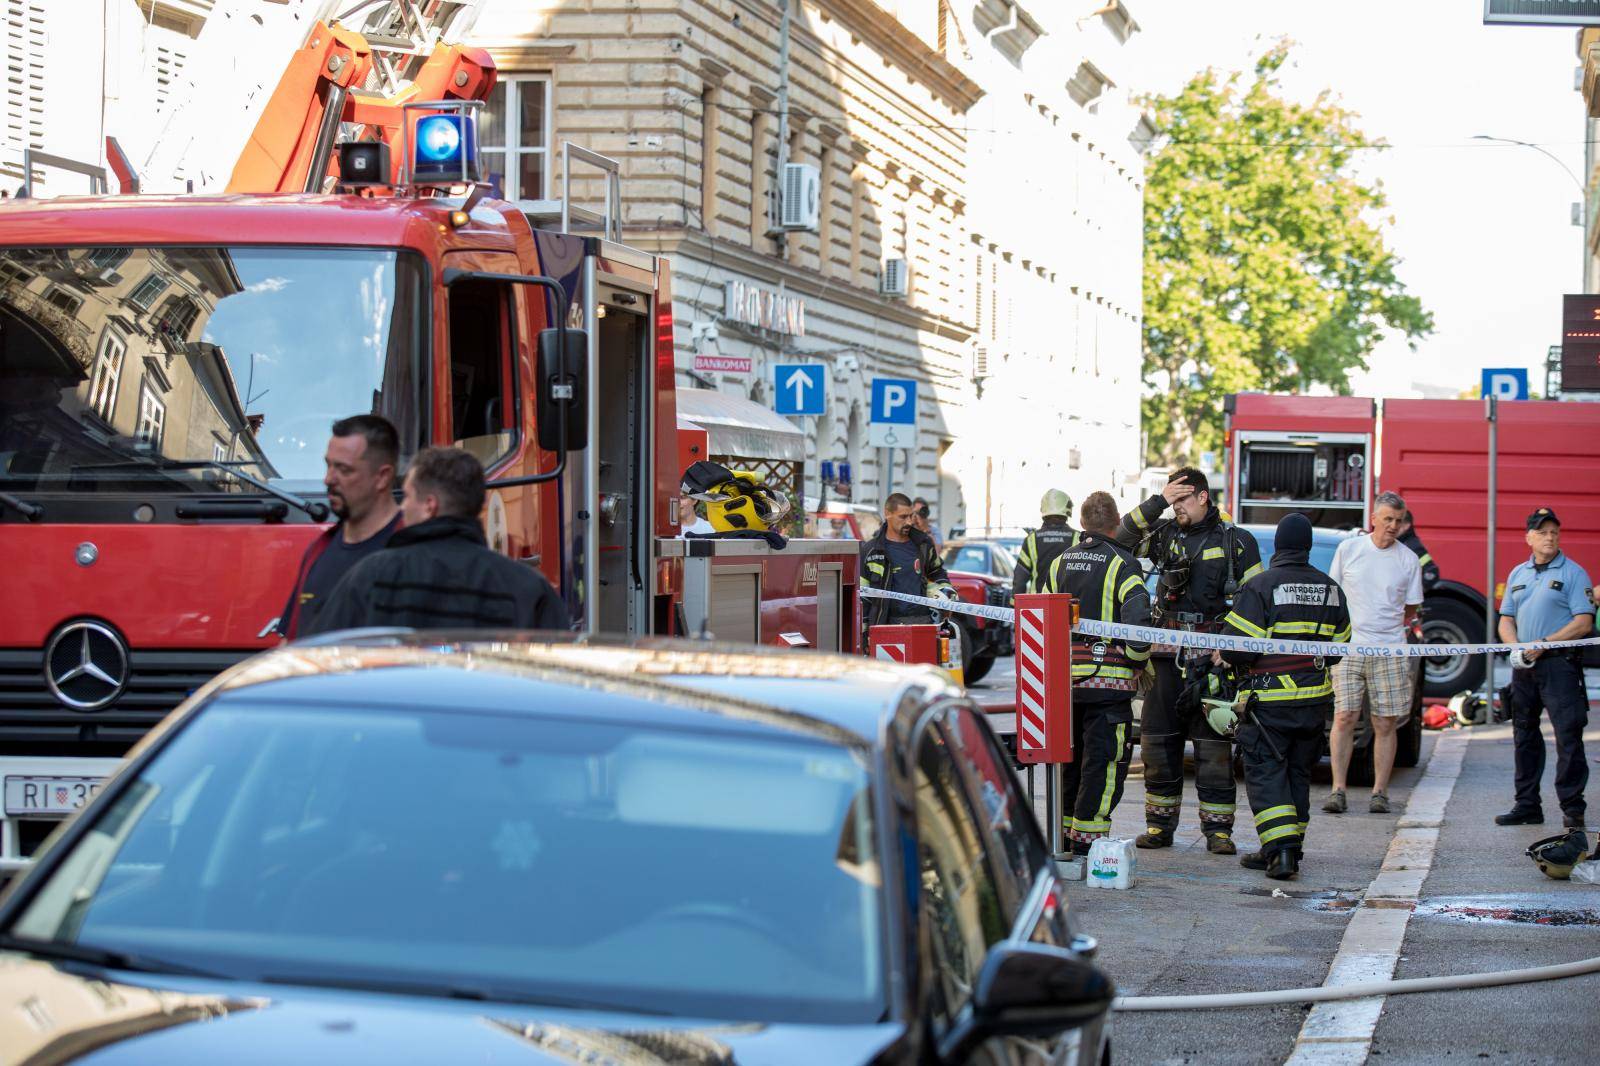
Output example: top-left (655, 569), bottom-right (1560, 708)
top-left (1324, 492), bottom-right (1423, 814)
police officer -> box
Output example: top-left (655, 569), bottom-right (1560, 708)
top-left (1118, 467), bottom-right (1263, 855)
top-left (1045, 491), bottom-right (1152, 855)
top-left (1218, 513), bottom-right (1352, 880)
top-left (861, 492), bottom-right (957, 631)
top-left (1494, 507), bottom-right (1596, 829)
top-left (1014, 489), bottom-right (1081, 595)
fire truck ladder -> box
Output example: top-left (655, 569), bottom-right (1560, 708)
top-left (336, 0), bottom-right (483, 96)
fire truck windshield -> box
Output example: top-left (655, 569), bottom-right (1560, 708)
top-left (0, 246), bottom-right (424, 500)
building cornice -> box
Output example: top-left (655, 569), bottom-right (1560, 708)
top-left (814, 0), bottom-right (985, 113)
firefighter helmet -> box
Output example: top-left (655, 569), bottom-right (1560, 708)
top-left (1040, 489), bottom-right (1073, 518)
top-left (1527, 829), bottom-right (1592, 880)
top-left (681, 461), bottom-right (790, 533)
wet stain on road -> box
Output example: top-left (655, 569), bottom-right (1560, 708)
top-left (1413, 900), bottom-right (1600, 927)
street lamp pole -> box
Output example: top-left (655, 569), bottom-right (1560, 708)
top-left (1472, 133), bottom-right (1587, 290)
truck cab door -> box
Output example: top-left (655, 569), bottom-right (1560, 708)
top-left (440, 251), bottom-right (541, 568)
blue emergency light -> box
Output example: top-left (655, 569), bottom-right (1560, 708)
top-left (413, 112), bottom-right (478, 183)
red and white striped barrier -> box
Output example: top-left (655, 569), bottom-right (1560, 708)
top-left (1014, 593), bottom-right (1074, 765)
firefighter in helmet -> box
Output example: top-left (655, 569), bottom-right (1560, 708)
top-left (1044, 492), bottom-right (1152, 856)
top-left (1013, 489), bottom-right (1081, 596)
top-left (1217, 513), bottom-right (1352, 880)
top-left (1117, 467), bottom-right (1263, 855)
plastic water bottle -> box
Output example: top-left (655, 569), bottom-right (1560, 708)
top-left (1087, 837), bottom-right (1136, 889)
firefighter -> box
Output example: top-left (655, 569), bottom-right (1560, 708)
top-left (1398, 510), bottom-right (1441, 590)
top-left (1013, 489), bottom-right (1081, 595)
top-left (862, 492), bottom-right (957, 631)
top-left (1044, 492), bottom-right (1152, 855)
top-left (1117, 467), bottom-right (1263, 855)
top-left (1217, 513), bottom-right (1352, 880)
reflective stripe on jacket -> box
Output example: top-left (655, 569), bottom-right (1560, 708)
top-left (1046, 532), bottom-right (1153, 699)
top-left (1219, 549), bottom-right (1353, 706)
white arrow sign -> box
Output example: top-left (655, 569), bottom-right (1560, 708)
top-left (786, 368), bottom-right (813, 409)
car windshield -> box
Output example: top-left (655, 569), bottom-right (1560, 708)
top-left (10, 697), bottom-right (885, 1024)
top-left (0, 246), bottom-right (424, 496)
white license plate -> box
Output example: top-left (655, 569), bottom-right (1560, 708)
top-left (4, 775), bottom-right (103, 817)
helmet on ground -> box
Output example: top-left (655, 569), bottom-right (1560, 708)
top-left (1040, 489), bottom-right (1073, 518)
top-left (1527, 829), bottom-right (1592, 880)
top-left (1421, 704), bottom-right (1454, 730)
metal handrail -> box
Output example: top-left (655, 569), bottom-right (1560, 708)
top-left (560, 142), bottom-right (622, 241)
top-left (20, 149), bottom-right (109, 198)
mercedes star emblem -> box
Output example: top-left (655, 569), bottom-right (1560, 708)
top-left (44, 621), bottom-right (130, 711)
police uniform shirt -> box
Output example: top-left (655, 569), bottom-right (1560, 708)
top-left (1500, 552), bottom-right (1595, 642)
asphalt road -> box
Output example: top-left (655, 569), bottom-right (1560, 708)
top-left (970, 658), bottom-right (1600, 1065)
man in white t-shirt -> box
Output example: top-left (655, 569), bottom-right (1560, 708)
top-left (1324, 492), bottom-right (1424, 815)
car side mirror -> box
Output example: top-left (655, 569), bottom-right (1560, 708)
top-left (537, 327), bottom-right (587, 452)
top-left (938, 942), bottom-right (1115, 1063)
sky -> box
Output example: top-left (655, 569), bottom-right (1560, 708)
top-left (1127, 0), bottom-right (1587, 399)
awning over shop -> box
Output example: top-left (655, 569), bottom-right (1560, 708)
top-left (676, 388), bottom-right (805, 462)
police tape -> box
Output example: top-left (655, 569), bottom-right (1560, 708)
top-left (859, 587), bottom-right (1600, 660)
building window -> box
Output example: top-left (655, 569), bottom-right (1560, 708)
top-left (44, 288), bottom-right (83, 316)
top-left (213, 438), bottom-right (229, 463)
top-left (156, 296), bottom-right (200, 342)
top-left (0, 260), bottom-right (34, 286)
top-left (129, 274), bottom-right (167, 311)
top-left (88, 331), bottom-right (127, 423)
top-left (137, 382), bottom-right (167, 452)
top-left (480, 75), bottom-right (551, 201)
top-left (84, 247), bottom-right (129, 272)
top-left (1066, 61), bottom-right (1114, 111)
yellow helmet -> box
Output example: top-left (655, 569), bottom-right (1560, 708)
top-left (682, 463), bottom-right (791, 532)
top-left (1040, 489), bottom-right (1073, 518)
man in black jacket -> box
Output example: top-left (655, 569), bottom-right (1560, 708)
top-left (1044, 492), bottom-right (1151, 856)
top-left (1118, 468), bottom-right (1263, 855)
top-left (307, 447), bottom-right (569, 635)
top-left (861, 492), bottom-right (956, 632)
top-left (1014, 489), bottom-right (1080, 595)
top-left (1219, 513), bottom-right (1353, 880)
top-left (1398, 510), bottom-right (1441, 589)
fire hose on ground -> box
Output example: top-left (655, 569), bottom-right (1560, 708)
top-left (861, 588), bottom-right (1600, 1009)
top-left (1113, 955), bottom-right (1600, 1011)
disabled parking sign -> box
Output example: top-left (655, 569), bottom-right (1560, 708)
top-left (870, 377), bottom-right (917, 448)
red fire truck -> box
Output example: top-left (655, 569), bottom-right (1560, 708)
top-left (0, 18), bottom-right (857, 869)
top-left (1224, 393), bottom-right (1600, 697)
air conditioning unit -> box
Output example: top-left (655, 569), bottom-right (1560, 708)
top-left (879, 258), bottom-right (909, 298)
top-left (779, 162), bottom-right (821, 232)
top-left (972, 343), bottom-right (990, 381)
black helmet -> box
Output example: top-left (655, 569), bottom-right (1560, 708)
top-left (1527, 829), bottom-right (1592, 880)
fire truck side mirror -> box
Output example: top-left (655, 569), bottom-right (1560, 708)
top-left (538, 327), bottom-right (588, 452)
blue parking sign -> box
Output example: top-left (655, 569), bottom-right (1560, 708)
top-left (871, 378), bottom-right (917, 424)
top-left (870, 377), bottom-right (917, 448)
top-left (1481, 368), bottom-right (1528, 401)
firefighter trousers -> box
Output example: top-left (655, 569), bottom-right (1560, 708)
top-left (1240, 699), bottom-right (1328, 859)
top-left (1140, 656), bottom-right (1237, 837)
top-left (1058, 698), bottom-right (1135, 850)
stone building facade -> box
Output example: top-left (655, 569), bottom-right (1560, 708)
top-left (467, 0), bottom-right (1150, 536)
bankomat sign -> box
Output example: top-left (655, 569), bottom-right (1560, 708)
top-left (1484, 0), bottom-right (1600, 24)
top-left (1561, 294), bottom-right (1600, 392)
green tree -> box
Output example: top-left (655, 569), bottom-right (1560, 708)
top-left (1141, 44), bottom-right (1432, 466)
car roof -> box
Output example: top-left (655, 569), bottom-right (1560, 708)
top-left (1239, 523), bottom-right (1359, 548)
top-left (199, 633), bottom-right (957, 747)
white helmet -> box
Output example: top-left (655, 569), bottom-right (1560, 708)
top-left (1040, 489), bottom-right (1073, 518)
